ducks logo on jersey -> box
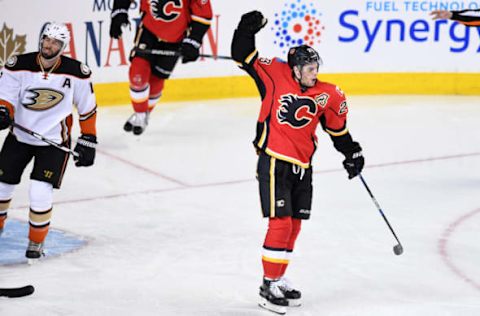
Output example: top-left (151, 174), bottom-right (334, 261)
top-left (22, 88), bottom-right (64, 111)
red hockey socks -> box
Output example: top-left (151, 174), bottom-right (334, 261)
top-left (262, 217), bottom-right (292, 280)
top-left (129, 57), bottom-right (151, 113)
top-left (280, 218), bottom-right (301, 276)
top-left (148, 76), bottom-right (164, 112)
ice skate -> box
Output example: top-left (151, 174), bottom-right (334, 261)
top-left (278, 277), bottom-right (302, 307)
top-left (258, 279), bottom-right (288, 315)
top-left (25, 241), bottom-right (44, 264)
top-left (123, 112), bottom-right (149, 135)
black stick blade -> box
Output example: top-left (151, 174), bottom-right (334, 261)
top-left (0, 285), bottom-right (35, 298)
top-left (393, 244), bottom-right (404, 256)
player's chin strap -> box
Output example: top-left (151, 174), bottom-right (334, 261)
top-left (134, 48), bottom-right (233, 60)
top-left (10, 122), bottom-right (79, 158)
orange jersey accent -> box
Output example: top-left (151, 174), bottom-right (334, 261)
top-left (0, 99), bottom-right (14, 118)
top-left (140, 0), bottom-right (213, 42)
top-left (251, 58), bottom-right (349, 168)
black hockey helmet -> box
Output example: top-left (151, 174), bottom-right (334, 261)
top-left (287, 45), bottom-right (322, 69)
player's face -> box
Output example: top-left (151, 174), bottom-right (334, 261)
top-left (298, 63), bottom-right (319, 87)
top-left (41, 37), bottom-right (63, 59)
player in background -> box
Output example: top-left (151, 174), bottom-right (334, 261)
top-left (109, 0), bottom-right (213, 135)
top-left (430, 9), bottom-right (480, 26)
top-left (231, 11), bottom-right (365, 314)
top-left (0, 23), bottom-right (97, 262)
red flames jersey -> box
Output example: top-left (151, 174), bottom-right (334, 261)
top-left (251, 57), bottom-right (349, 168)
top-left (140, 0), bottom-right (213, 42)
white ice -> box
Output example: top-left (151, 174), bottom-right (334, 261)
top-left (1, 95), bottom-right (480, 315)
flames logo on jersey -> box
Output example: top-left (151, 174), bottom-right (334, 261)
top-left (150, 0), bottom-right (183, 22)
top-left (22, 88), bottom-right (64, 111)
top-left (277, 94), bottom-right (317, 128)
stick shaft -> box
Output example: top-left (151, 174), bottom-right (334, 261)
top-left (135, 48), bottom-right (232, 60)
top-left (358, 173), bottom-right (402, 246)
top-left (11, 122), bottom-right (79, 157)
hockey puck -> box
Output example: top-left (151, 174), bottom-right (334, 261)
top-left (393, 244), bottom-right (403, 255)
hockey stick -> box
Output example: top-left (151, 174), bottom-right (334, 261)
top-left (11, 122), bottom-right (79, 158)
top-left (0, 285), bottom-right (35, 298)
top-left (358, 173), bottom-right (404, 256)
top-left (135, 48), bottom-right (233, 60)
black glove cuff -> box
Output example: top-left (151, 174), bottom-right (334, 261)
top-left (331, 132), bottom-right (361, 156)
top-left (111, 9), bottom-right (129, 18)
top-left (188, 20), bottom-right (209, 44)
top-left (344, 142), bottom-right (362, 156)
top-left (182, 37), bottom-right (201, 49)
top-left (78, 134), bottom-right (97, 148)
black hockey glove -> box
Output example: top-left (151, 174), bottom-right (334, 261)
top-left (110, 0), bottom-right (131, 39)
top-left (180, 37), bottom-right (201, 63)
top-left (73, 134), bottom-right (97, 167)
top-left (0, 107), bottom-right (11, 130)
top-left (342, 143), bottom-right (364, 179)
top-left (238, 11), bottom-right (268, 35)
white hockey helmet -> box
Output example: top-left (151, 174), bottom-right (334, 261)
top-left (39, 22), bottom-right (70, 53)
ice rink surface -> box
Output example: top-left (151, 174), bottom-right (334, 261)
top-left (1, 95), bottom-right (479, 315)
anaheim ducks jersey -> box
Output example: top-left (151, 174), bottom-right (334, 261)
top-left (247, 57), bottom-right (348, 168)
top-left (0, 52), bottom-right (97, 146)
top-left (140, 0), bottom-right (213, 42)
top-left (452, 9), bottom-right (480, 26)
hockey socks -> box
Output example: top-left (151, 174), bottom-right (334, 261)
top-left (262, 217), bottom-right (302, 279)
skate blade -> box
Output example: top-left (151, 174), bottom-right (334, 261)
top-left (287, 298), bottom-right (302, 307)
top-left (27, 257), bottom-right (41, 265)
top-left (258, 298), bottom-right (287, 315)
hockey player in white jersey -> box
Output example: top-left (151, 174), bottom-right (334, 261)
top-left (0, 22), bottom-right (97, 262)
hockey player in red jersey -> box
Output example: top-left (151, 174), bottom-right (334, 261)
top-left (109, 0), bottom-right (213, 135)
top-left (0, 23), bottom-right (97, 262)
top-left (231, 11), bottom-right (365, 314)
top-left (430, 9), bottom-right (480, 26)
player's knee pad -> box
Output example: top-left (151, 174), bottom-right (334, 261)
top-left (0, 181), bottom-right (15, 200)
top-left (264, 217), bottom-right (292, 248)
top-left (129, 57), bottom-right (151, 90)
top-left (29, 180), bottom-right (53, 211)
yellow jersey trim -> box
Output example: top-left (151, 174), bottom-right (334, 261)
top-left (265, 148), bottom-right (310, 169)
top-left (325, 127), bottom-right (349, 137)
top-left (191, 15), bottom-right (212, 25)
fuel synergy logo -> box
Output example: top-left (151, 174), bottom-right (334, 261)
top-left (272, 0), bottom-right (325, 53)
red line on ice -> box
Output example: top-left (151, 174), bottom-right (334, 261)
top-left (438, 208), bottom-right (480, 292)
top-left (9, 151), bottom-right (480, 208)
